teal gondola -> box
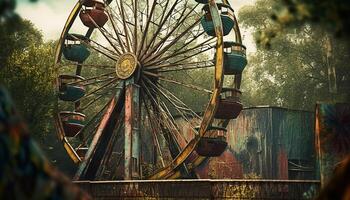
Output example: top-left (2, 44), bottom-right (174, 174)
top-left (63, 34), bottom-right (90, 63)
top-left (223, 42), bottom-right (247, 75)
top-left (194, 0), bottom-right (209, 3)
top-left (200, 3), bottom-right (235, 36)
top-left (58, 75), bottom-right (86, 102)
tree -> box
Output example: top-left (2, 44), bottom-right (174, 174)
top-left (238, 0), bottom-right (350, 110)
top-left (0, 18), bottom-right (56, 138)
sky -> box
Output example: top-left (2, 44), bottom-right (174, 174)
top-left (16, 0), bottom-right (256, 52)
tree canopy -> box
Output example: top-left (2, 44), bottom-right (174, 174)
top-left (0, 18), bottom-right (56, 137)
top-left (239, 0), bottom-right (350, 110)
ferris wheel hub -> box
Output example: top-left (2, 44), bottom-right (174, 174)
top-left (115, 53), bottom-right (138, 80)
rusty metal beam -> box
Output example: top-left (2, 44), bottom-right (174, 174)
top-left (124, 78), bottom-right (141, 180)
top-left (75, 82), bottom-right (125, 180)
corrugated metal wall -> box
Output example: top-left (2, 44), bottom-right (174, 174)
top-left (176, 106), bottom-right (317, 180)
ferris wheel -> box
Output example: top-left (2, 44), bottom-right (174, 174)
top-left (54, 0), bottom-right (247, 180)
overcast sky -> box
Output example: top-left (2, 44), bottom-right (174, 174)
top-left (16, 0), bottom-right (256, 52)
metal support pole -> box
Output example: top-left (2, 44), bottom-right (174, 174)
top-left (124, 78), bottom-right (141, 180)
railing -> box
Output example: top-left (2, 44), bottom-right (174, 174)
top-left (75, 179), bottom-right (320, 199)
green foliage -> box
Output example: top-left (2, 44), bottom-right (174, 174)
top-left (239, 0), bottom-right (350, 110)
top-left (0, 18), bottom-right (56, 138)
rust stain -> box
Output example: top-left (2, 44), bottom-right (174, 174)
top-left (278, 149), bottom-right (288, 180)
top-left (195, 150), bottom-right (243, 179)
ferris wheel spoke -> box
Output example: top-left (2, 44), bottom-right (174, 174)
top-left (65, 72), bottom-right (114, 86)
top-left (157, 62), bottom-right (215, 73)
top-left (166, 30), bottom-right (207, 53)
top-left (161, 8), bottom-right (183, 34)
top-left (69, 34), bottom-right (115, 56)
top-left (159, 2), bottom-right (202, 46)
top-left (81, 77), bottom-right (116, 87)
top-left (141, 80), bottom-right (182, 149)
top-left (107, 0), bottom-right (133, 48)
top-left (59, 62), bottom-right (114, 70)
top-left (75, 98), bottom-right (114, 148)
top-left (157, 82), bottom-right (202, 121)
top-left (122, 0), bottom-right (134, 13)
top-left (133, 0), bottom-right (138, 53)
top-left (70, 34), bottom-right (119, 62)
top-left (143, 71), bottom-right (212, 94)
top-left (144, 76), bottom-right (200, 121)
top-left (79, 90), bottom-right (114, 112)
top-left (156, 45), bottom-right (215, 67)
top-left (101, 27), bottom-right (126, 53)
top-left (76, 124), bottom-right (98, 149)
top-left (144, 77), bottom-right (200, 140)
top-left (142, 3), bottom-right (200, 63)
top-left (142, 97), bottom-right (166, 168)
top-left (143, 82), bottom-right (186, 157)
top-left (104, 3), bottom-right (128, 53)
top-left (85, 14), bottom-right (122, 56)
top-left (156, 0), bottom-right (190, 38)
top-left (142, 3), bottom-right (197, 62)
top-left (147, 60), bottom-right (210, 70)
top-left (159, 100), bottom-right (190, 144)
top-left (73, 96), bottom-right (113, 139)
top-left (119, 0), bottom-right (132, 52)
top-left (162, 5), bottom-right (202, 41)
top-left (141, 79), bottom-right (179, 131)
top-left (56, 62), bottom-right (114, 71)
top-left (145, 36), bottom-right (215, 67)
top-left (89, 39), bottom-right (119, 58)
top-left (137, 0), bottom-right (157, 58)
top-left (141, 0), bottom-right (180, 60)
top-left (79, 78), bottom-right (119, 101)
top-left (158, 0), bottom-right (171, 23)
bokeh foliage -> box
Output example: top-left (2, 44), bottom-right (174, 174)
top-left (252, 0), bottom-right (350, 48)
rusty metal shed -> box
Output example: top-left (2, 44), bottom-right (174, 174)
top-left (225, 106), bottom-right (316, 180)
top-left (176, 106), bottom-right (317, 180)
